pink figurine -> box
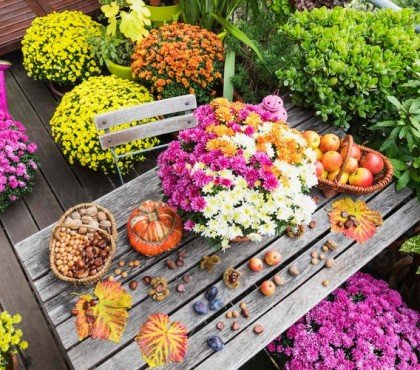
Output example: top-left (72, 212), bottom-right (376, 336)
top-left (258, 90), bottom-right (287, 122)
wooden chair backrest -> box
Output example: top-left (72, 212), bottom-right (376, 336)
top-left (94, 94), bottom-right (198, 149)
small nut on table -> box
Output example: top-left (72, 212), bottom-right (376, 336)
top-left (322, 280), bottom-right (330, 287)
top-left (253, 324), bottom-right (264, 335)
top-left (273, 274), bottom-right (285, 286)
top-left (288, 265), bottom-right (300, 276)
top-left (325, 258), bottom-right (334, 268)
top-left (311, 258), bottom-right (319, 265)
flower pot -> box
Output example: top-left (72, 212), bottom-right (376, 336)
top-left (48, 81), bottom-right (74, 98)
top-left (105, 59), bottom-right (134, 81)
top-left (6, 353), bottom-right (18, 370)
top-left (146, 4), bottom-right (181, 27)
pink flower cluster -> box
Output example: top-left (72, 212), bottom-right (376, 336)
top-left (0, 111), bottom-right (38, 212)
top-left (266, 272), bottom-right (420, 369)
top-left (157, 102), bottom-right (279, 214)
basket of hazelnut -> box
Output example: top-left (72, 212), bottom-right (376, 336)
top-left (49, 203), bottom-right (117, 284)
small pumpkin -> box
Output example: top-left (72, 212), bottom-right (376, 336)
top-left (127, 200), bottom-right (183, 256)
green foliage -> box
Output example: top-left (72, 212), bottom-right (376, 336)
top-left (276, 7), bottom-right (420, 129)
top-left (393, 0), bottom-right (420, 12)
top-left (369, 78), bottom-right (420, 196)
top-left (400, 235), bottom-right (420, 255)
top-left (231, 13), bottom-right (291, 102)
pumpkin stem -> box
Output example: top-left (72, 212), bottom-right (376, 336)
top-left (148, 212), bottom-right (158, 222)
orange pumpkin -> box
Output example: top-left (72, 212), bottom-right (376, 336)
top-left (127, 200), bottom-right (183, 256)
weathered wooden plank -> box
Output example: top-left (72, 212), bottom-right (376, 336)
top-left (0, 226), bottom-right (68, 370)
top-left (196, 198), bottom-right (420, 370)
top-left (15, 168), bottom-right (160, 276)
top-left (63, 189), bottom-right (340, 367)
top-left (95, 95), bottom-right (197, 130)
top-left (98, 184), bottom-right (411, 370)
top-left (100, 114), bottom-right (197, 149)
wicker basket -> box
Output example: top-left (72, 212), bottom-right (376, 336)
top-left (317, 135), bottom-right (393, 198)
top-left (56, 203), bottom-right (117, 241)
top-left (50, 225), bottom-right (116, 285)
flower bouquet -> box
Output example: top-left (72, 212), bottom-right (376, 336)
top-left (158, 98), bottom-right (317, 249)
top-left (131, 23), bottom-right (224, 103)
top-left (0, 311), bottom-right (28, 369)
top-left (0, 111), bottom-right (39, 212)
top-left (267, 272), bottom-right (420, 369)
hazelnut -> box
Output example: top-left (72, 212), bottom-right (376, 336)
top-left (325, 258), bottom-right (334, 268)
top-left (322, 280), bottom-right (330, 287)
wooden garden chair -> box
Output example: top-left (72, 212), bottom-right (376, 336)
top-left (94, 94), bottom-right (197, 184)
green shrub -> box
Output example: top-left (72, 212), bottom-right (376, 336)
top-left (393, 0), bottom-right (420, 12)
top-left (276, 7), bottom-right (420, 129)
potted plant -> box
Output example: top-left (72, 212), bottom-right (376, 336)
top-left (0, 311), bottom-right (29, 370)
top-left (89, 0), bottom-right (151, 80)
top-left (131, 23), bottom-right (224, 103)
top-left (157, 98), bottom-right (318, 249)
top-left (145, 0), bottom-right (180, 27)
top-left (21, 11), bottom-right (102, 97)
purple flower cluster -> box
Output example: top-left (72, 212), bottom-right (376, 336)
top-left (0, 111), bottom-right (38, 212)
top-left (266, 272), bottom-right (420, 369)
top-left (157, 101), bottom-right (280, 214)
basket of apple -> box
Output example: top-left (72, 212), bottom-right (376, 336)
top-left (303, 132), bottom-right (394, 197)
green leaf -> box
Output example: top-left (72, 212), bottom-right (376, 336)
top-left (223, 49), bottom-right (235, 101)
top-left (371, 120), bottom-right (396, 128)
top-left (399, 235), bottom-right (420, 255)
top-left (387, 96), bottom-right (403, 111)
top-left (211, 13), bottom-right (262, 59)
top-left (390, 158), bottom-right (408, 171)
top-left (409, 98), bottom-right (420, 114)
top-left (396, 170), bottom-right (410, 191)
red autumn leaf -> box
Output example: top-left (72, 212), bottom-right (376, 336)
top-left (329, 198), bottom-right (382, 243)
top-left (136, 313), bottom-right (188, 368)
top-left (74, 280), bottom-right (132, 343)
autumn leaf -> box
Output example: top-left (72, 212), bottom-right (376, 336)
top-left (74, 281), bottom-right (132, 343)
top-left (329, 198), bottom-right (383, 243)
top-left (136, 313), bottom-right (188, 368)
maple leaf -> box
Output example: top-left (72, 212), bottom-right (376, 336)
top-left (329, 198), bottom-right (383, 243)
top-left (136, 313), bottom-right (188, 368)
top-left (74, 281), bottom-right (132, 343)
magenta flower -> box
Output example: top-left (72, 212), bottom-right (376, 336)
top-left (267, 272), bottom-right (420, 369)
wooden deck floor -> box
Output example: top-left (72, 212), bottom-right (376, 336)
top-left (0, 51), bottom-right (159, 369)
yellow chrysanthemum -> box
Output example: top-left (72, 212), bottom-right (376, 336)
top-left (50, 76), bottom-right (159, 174)
top-left (22, 11), bottom-right (101, 85)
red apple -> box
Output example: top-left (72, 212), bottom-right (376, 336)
top-left (344, 157), bottom-right (358, 174)
top-left (340, 144), bottom-right (362, 161)
top-left (360, 153), bottom-right (384, 175)
top-left (314, 148), bottom-right (323, 161)
top-left (260, 280), bottom-right (276, 296)
top-left (327, 170), bottom-right (349, 184)
top-left (264, 250), bottom-right (281, 266)
top-left (319, 134), bottom-right (340, 153)
top-left (248, 257), bottom-right (264, 272)
top-left (349, 168), bottom-right (373, 187)
top-left (321, 151), bottom-right (343, 172)
top-left (303, 130), bottom-right (320, 149)
top-left (315, 161), bottom-right (324, 178)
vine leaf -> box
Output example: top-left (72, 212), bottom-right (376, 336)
top-left (329, 198), bottom-right (383, 243)
top-left (136, 313), bottom-right (188, 368)
top-left (74, 281), bottom-right (132, 343)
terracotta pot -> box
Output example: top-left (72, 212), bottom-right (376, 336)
top-left (6, 353), bottom-right (18, 370)
top-left (48, 81), bottom-right (74, 98)
top-left (231, 236), bottom-right (251, 243)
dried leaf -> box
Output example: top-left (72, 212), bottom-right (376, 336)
top-left (74, 281), bottom-right (132, 343)
top-left (136, 313), bottom-right (188, 368)
top-left (329, 198), bottom-right (383, 243)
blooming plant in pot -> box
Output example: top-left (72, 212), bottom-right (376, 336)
top-left (0, 311), bottom-right (29, 370)
top-left (132, 23), bottom-right (224, 103)
top-left (22, 11), bottom-right (102, 95)
top-left (158, 98), bottom-right (317, 249)
top-left (89, 0), bottom-right (151, 80)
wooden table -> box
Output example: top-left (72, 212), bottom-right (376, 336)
top-left (14, 118), bottom-right (420, 369)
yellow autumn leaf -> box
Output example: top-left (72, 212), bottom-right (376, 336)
top-left (101, 2), bottom-right (119, 18)
top-left (128, 0), bottom-right (151, 18)
top-left (120, 11), bottom-right (150, 42)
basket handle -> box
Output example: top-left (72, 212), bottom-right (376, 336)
top-left (333, 135), bottom-right (353, 184)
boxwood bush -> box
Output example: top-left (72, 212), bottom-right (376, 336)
top-left (276, 7), bottom-right (420, 129)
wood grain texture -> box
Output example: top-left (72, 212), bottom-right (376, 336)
top-left (95, 94), bottom-right (197, 130)
top-left (196, 198), bottom-right (420, 370)
top-left (99, 114), bottom-right (197, 149)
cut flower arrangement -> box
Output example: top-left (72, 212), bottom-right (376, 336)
top-left (0, 111), bottom-right (38, 212)
top-left (22, 11), bottom-right (102, 85)
top-left (158, 98), bottom-right (317, 249)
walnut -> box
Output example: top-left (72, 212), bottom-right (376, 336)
top-left (200, 255), bottom-right (221, 272)
top-left (148, 277), bottom-right (170, 301)
top-left (223, 267), bottom-right (240, 288)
